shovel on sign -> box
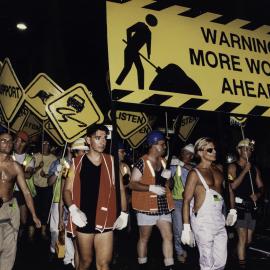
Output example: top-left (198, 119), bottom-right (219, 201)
top-left (122, 39), bottom-right (202, 96)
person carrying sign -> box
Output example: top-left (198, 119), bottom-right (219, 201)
top-left (0, 132), bottom-right (41, 270)
top-left (182, 137), bottom-right (236, 270)
top-left (130, 130), bottom-right (175, 270)
top-left (228, 139), bottom-right (264, 268)
top-left (64, 124), bottom-right (128, 270)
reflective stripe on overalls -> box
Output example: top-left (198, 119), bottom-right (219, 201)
top-left (190, 168), bottom-right (227, 270)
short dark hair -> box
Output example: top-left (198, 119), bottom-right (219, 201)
top-left (86, 124), bottom-right (109, 137)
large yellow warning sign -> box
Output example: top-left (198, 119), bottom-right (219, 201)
top-left (0, 58), bottom-right (25, 122)
top-left (25, 73), bottom-right (64, 120)
top-left (128, 124), bottom-right (151, 148)
top-left (44, 120), bottom-right (65, 146)
top-left (10, 107), bottom-right (30, 133)
top-left (46, 84), bottom-right (104, 142)
top-left (107, 0), bottom-right (270, 117)
top-left (109, 110), bottom-right (148, 139)
top-left (22, 113), bottom-right (42, 137)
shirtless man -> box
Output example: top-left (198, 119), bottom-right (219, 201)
top-left (182, 137), bottom-right (236, 270)
top-left (0, 132), bottom-right (41, 270)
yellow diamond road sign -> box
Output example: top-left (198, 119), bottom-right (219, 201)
top-left (46, 83), bottom-right (104, 142)
top-left (10, 107), bottom-right (30, 133)
top-left (0, 58), bottom-right (25, 122)
top-left (44, 120), bottom-right (65, 146)
top-left (114, 110), bottom-right (148, 139)
top-left (128, 124), bottom-right (152, 149)
top-left (22, 113), bottom-right (42, 137)
top-left (177, 115), bottom-right (199, 142)
top-left (25, 73), bottom-right (64, 120)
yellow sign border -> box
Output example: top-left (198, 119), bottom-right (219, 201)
top-left (24, 73), bottom-right (64, 120)
top-left (46, 83), bottom-right (104, 142)
top-left (0, 58), bottom-right (25, 122)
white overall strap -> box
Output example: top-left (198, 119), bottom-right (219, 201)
top-left (194, 168), bottom-right (209, 191)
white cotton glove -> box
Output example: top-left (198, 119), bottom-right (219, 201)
top-left (161, 169), bottom-right (172, 179)
top-left (170, 157), bottom-right (184, 167)
top-left (181, 224), bottom-right (196, 247)
top-left (226, 209), bottom-right (237, 226)
top-left (69, 204), bottom-right (87, 228)
top-left (149, 185), bottom-right (166, 196)
top-left (113, 212), bottom-right (129, 230)
top-left (55, 164), bottom-right (63, 176)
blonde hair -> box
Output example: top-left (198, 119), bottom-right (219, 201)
top-left (194, 137), bottom-right (215, 158)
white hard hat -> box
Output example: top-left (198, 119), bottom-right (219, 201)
top-left (237, 138), bottom-right (255, 149)
top-left (71, 138), bottom-right (89, 151)
top-left (182, 143), bottom-right (194, 154)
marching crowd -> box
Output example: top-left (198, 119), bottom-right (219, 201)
top-left (0, 124), bottom-right (264, 270)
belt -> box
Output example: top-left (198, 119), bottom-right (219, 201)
top-left (0, 218), bottom-right (11, 224)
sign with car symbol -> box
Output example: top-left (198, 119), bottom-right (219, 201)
top-left (25, 73), bottom-right (64, 120)
top-left (46, 83), bottom-right (104, 142)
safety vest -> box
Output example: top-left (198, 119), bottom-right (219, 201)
top-left (132, 155), bottom-right (174, 213)
top-left (172, 165), bottom-right (184, 200)
top-left (53, 174), bottom-right (62, 203)
top-left (23, 154), bottom-right (37, 197)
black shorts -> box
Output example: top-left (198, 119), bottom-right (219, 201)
top-left (77, 224), bottom-right (112, 234)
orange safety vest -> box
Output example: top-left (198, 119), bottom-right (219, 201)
top-left (66, 153), bottom-right (117, 235)
top-left (132, 155), bottom-right (174, 213)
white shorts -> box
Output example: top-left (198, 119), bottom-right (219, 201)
top-left (136, 212), bottom-right (172, 226)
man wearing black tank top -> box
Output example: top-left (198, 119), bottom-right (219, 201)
top-left (64, 125), bottom-right (128, 270)
top-left (228, 138), bottom-right (264, 268)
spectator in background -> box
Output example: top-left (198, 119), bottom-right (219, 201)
top-left (170, 144), bottom-right (194, 263)
top-left (33, 137), bottom-right (57, 240)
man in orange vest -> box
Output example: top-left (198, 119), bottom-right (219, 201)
top-left (64, 124), bottom-right (128, 270)
top-left (130, 130), bottom-right (174, 270)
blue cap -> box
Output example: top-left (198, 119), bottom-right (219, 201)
top-left (117, 141), bottom-right (125, 150)
top-left (147, 130), bottom-right (165, 146)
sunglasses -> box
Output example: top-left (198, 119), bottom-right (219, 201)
top-left (204, 147), bottom-right (216, 153)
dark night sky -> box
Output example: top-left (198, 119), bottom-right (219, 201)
top-left (1, 0), bottom-right (270, 113)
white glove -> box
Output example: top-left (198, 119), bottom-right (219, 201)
top-left (55, 164), bottom-right (63, 176)
top-left (170, 157), bottom-right (184, 167)
top-left (149, 185), bottom-right (165, 196)
top-left (113, 212), bottom-right (129, 230)
top-left (181, 224), bottom-right (195, 247)
top-left (226, 209), bottom-right (237, 226)
top-left (161, 169), bottom-right (171, 179)
top-left (69, 204), bottom-right (87, 228)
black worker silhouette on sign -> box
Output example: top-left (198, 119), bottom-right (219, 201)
top-left (116, 14), bottom-right (158, 89)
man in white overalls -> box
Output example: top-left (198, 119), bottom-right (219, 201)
top-left (181, 137), bottom-right (237, 270)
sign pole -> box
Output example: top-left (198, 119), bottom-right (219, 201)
top-left (111, 101), bottom-right (121, 216)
